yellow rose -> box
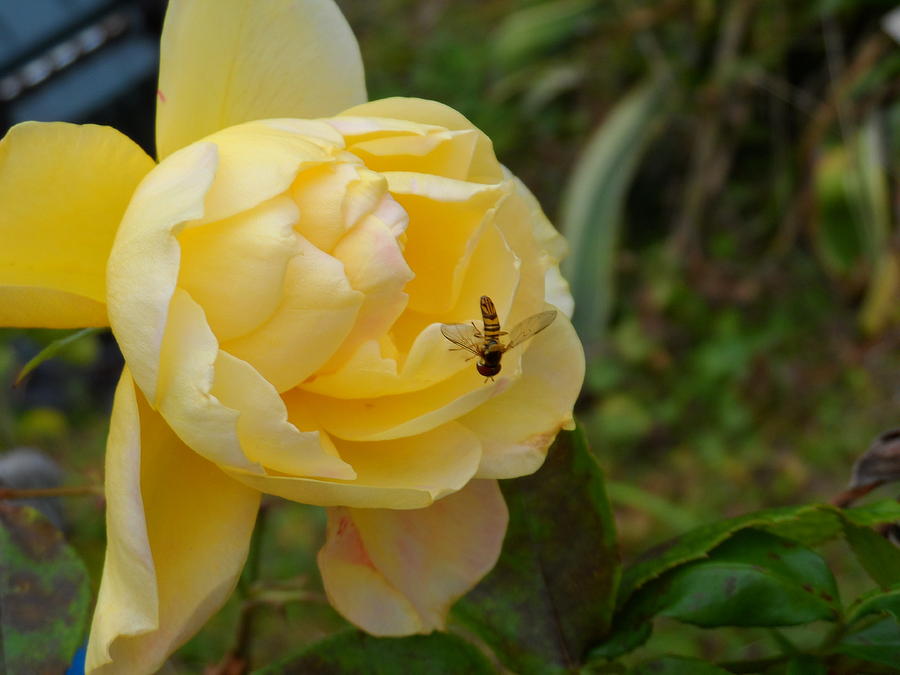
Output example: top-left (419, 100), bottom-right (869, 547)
top-left (0, 1), bottom-right (583, 672)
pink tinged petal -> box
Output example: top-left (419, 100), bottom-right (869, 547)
top-left (107, 141), bottom-right (219, 403)
top-left (177, 195), bottom-right (300, 342)
top-left (338, 97), bottom-right (505, 183)
top-left (221, 235), bottom-right (364, 392)
top-left (317, 510), bottom-right (422, 635)
top-left (0, 122), bottom-right (154, 328)
top-left (224, 421), bottom-right (482, 510)
top-left (461, 312), bottom-right (585, 479)
top-left (86, 370), bottom-right (260, 674)
top-left (211, 351), bottom-right (356, 479)
top-left (156, 288), bottom-right (258, 471)
top-left (157, 0), bottom-right (366, 159)
top-left (318, 480), bottom-right (508, 635)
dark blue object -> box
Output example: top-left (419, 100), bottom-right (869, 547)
top-left (65, 644), bottom-right (87, 675)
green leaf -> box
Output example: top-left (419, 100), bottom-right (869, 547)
top-left (619, 499), bottom-right (900, 607)
top-left (14, 327), bottom-right (102, 386)
top-left (628, 655), bottom-right (730, 674)
top-left (836, 617), bottom-right (900, 668)
top-left (847, 585), bottom-right (900, 625)
top-left (618, 504), bottom-right (838, 607)
top-left (0, 504), bottom-right (91, 673)
top-left (651, 530), bottom-right (840, 627)
top-left (453, 427), bottom-right (619, 674)
top-left (842, 521), bottom-right (900, 589)
top-left (560, 76), bottom-right (671, 350)
top-left (255, 630), bottom-right (495, 674)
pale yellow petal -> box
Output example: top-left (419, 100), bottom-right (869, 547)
top-left (157, 0), bottom-right (366, 158)
top-left (198, 121), bottom-right (342, 224)
top-left (319, 480), bottom-right (507, 635)
top-left (86, 370), bottom-right (260, 674)
top-left (225, 421), bottom-right (481, 509)
top-left (324, 211), bottom-right (414, 368)
top-left (0, 122), bottom-right (153, 327)
top-left (156, 289), bottom-right (258, 471)
top-left (383, 172), bottom-right (506, 315)
top-left (221, 235), bottom-right (364, 392)
top-left (107, 141), bottom-right (218, 402)
top-left (295, 366), bottom-right (511, 442)
top-left (291, 163), bottom-right (395, 253)
top-left (338, 98), bottom-right (504, 183)
top-left (211, 350), bottom-right (355, 479)
top-left (462, 312), bottom-right (585, 479)
top-left (177, 195), bottom-right (300, 341)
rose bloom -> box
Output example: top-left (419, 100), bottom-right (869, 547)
top-left (0, 0), bottom-right (584, 672)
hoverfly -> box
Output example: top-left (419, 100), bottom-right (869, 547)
top-left (440, 296), bottom-right (557, 380)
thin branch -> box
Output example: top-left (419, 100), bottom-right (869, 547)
top-left (0, 485), bottom-right (103, 499)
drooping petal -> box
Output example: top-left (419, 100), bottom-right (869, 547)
top-left (157, 0), bottom-right (367, 159)
top-left (225, 420), bottom-right (481, 510)
top-left (318, 480), bottom-right (507, 635)
top-left (86, 369), bottom-right (260, 674)
top-left (461, 312), bottom-right (585, 479)
top-left (0, 122), bottom-right (154, 327)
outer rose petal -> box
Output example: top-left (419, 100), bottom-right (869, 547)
top-left (86, 369), bottom-right (260, 674)
top-left (462, 312), bottom-right (585, 479)
top-left (318, 480), bottom-right (507, 635)
top-left (157, 0), bottom-right (366, 159)
top-left (0, 122), bottom-right (153, 327)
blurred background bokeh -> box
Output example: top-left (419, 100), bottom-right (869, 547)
top-left (1, 0), bottom-right (898, 670)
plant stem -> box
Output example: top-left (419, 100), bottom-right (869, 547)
top-left (0, 485), bottom-right (103, 499)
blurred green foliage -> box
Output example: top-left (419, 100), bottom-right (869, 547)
top-left (0, 0), bottom-right (898, 670)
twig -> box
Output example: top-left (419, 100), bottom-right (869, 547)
top-left (830, 481), bottom-right (885, 508)
top-left (0, 485), bottom-right (103, 499)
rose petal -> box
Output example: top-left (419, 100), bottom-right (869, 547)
top-left (382, 172), bottom-right (506, 315)
top-left (0, 122), bottom-right (153, 327)
top-left (338, 97), bottom-right (504, 184)
top-left (221, 235), bottom-right (364, 392)
top-left (157, 0), bottom-right (366, 158)
top-left (155, 288), bottom-right (257, 471)
top-left (177, 195), bottom-right (300, 341)
top-left (108, 141), bottom-right (218, 402)
top-left (461, 312), bottom-right (585, 479)
top-left (318, 479), bottom-right (507, 635)
top-left (224, 420), bottom-right (481, 509)
top-left (86, 370), bottom-right (260, 674)
top-left (211, 351), bottom-right (355, 479)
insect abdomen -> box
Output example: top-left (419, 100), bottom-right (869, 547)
top-left (480, 295), bottom-right (502, 339)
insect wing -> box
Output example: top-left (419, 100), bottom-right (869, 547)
top-left (440, 323), bottom-right (483, 356)
top-left (505, 310), bottom-right (557, 350)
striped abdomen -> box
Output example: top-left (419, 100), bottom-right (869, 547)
top-left (480, 296), bottom-right (502, 340)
